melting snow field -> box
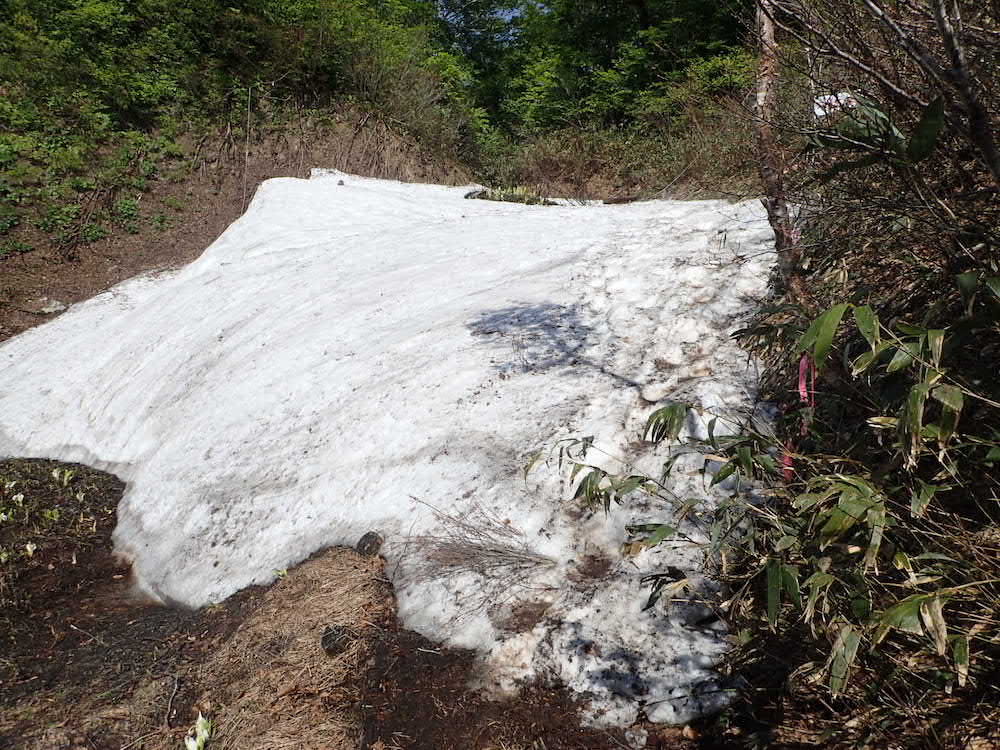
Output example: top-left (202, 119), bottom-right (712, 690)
top-left (0, 171), bottom-right (774, 727)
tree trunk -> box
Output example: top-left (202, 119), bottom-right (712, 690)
top-left (754, 0), bottom-right (809, 306)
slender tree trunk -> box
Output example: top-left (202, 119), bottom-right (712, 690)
top-left (754, 0), bottom-right (809, 306)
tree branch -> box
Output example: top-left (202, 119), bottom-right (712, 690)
top-left (929, 0), bottom-right (1000, 188)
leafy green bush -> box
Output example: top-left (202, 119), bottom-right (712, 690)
top-left (0, 0), bottom-right (481, 256)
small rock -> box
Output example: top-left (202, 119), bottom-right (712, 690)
top-left (321, 624), bottom-right (357, 657)
top-left (337, 179), bottom-right (345, 186)
top-left (37, 298), bottom-right (68, 315)
top-left (355, 531), bottom-right (383, 557)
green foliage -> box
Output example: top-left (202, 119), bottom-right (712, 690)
top-left (499, 3), bottom-right (753, 132)
top-left (724, 269), bottom-right (1000, 733)
top-left (0, 0), bottom-right (482, 255)
top-left (810, 96), bottom-right (948, 183)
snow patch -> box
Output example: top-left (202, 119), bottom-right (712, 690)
top-left (0, 170), bottom-right (774, 726)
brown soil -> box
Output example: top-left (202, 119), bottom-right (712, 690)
top-left (0, 109), bottom-right (469, 344)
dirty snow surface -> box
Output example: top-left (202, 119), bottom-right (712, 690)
top-left (0, 171), bottom-right (773, 726)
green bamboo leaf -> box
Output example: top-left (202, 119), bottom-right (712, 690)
top-left (754, 453), bottom-right (779, 475)
top-left (573, 469), bottom-right (605, 503)
top-left (887, 341), bottom-right (920, 372)
top-left (906, 96), bottom-right (945, 162)
top-left (904, 384), bottom-right (930, 461)
top-left (853, 305), bottom-right (879, 349)
top-left (932, 384), bottom-right (964, 413)
top-left (927, 329), bottom-right (945, 368)
top-left (793, 492), bottom-right (824, 512)
top-left (710, 460), bottom-right (737, 487)
top-left (875, 595), bottom-right (927, 644)
top-left (833, 475), bottom-right (877, 495)
top-left (829, 624), bottom-right (861, 696)
top-left (643, 403), bottom-right (688, 444)
top-left (736, 445), bottom-right (754, 476)
top-left (864, 503), bottom-right (886, 568)
top-left (851, 350), bottom-right (876, 376)
top-left (782, 564), bottom-right (801, 608)
top-left (795, 314), bottom-right (825, 354)
top-left (896, 322), bottom-right (926, 335)
top-left (659, 455), bottom-right (679, 483)
top-left (920, 596), bottom-right (948, 656)
top-left (813, 303), bottom-right (851, 369)
top-left (803, 572), bottom-right (835, 622)
top-left (910, 481), bottom-right (937, 517)
top-left (953, 635), bottom-right (970, 687)
top-left (641, 524), bottom-right (677, 548)
top-left (986, 277), bottom-right (1000, 303)
top-left (774, 534), bottom-right (798, 552)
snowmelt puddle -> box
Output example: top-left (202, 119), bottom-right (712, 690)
top-left (0, 170), bottom-right (774, 726)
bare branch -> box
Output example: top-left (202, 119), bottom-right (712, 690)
top-left (929, 0), bottom-right (1000, 188)
top-left (769, 1), bottom-right (927, 107)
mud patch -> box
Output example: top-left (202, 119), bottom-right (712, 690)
top-left (361, 627), bottom-right (626, 749)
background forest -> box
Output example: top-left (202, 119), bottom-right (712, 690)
top-left (0, 0), bottom-right (753, 258)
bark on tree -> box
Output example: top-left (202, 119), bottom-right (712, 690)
top-left (754, 0), bottom-right (809, 306)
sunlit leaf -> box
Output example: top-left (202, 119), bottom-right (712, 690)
top-left (829, 624), bottom-right (861, 696)
top-left (920, 596), bottom-right (948, 656)
top-left (875, 595), bottom-right (927, 644)
top-left (887, 341), bottom-right (921, 373)
top-left (932, 384), bottom-right (964, 413)
top-left (851, 350), bottom-right (876, 375)
top-left (813, 303), bottom-right (851, 368)
top-left (804, 571), bottom-right (835, 622)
